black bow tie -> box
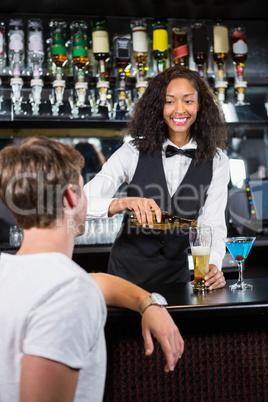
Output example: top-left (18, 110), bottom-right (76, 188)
top-left (165, 145), bottom-right (196, 159)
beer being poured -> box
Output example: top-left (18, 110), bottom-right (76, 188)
top-left (129, 210), bottom-right (197, 230)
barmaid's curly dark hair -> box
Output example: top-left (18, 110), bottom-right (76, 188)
top-left (128, 66), bottom-right (228, 162)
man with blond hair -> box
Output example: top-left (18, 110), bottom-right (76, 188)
top-left (0, 136), bottom-right (184, 402)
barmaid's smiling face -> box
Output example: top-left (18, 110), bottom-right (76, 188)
top-left (163, 78), bottom-right (200, 144)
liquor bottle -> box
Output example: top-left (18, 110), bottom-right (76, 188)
top-left (231, 25), bottom-right (248, 105)
top-left (87, 36), bottom-right (98, 77)
top-left (129, 210), bottom-right (197, 230)
top-left (213, 22), bottom-right (229, 103)
top-left (8, 19), bottom-right (25, 77)
top-left (113, 33), bottom-right (131, 74)
top-left (152, 19), bottom-right (168, 73)
top-left (192, 22), bottom-right (208, 78)
top-left (213, 23), bottom-right (229, 81)
top-left (91, 17), bottom-right (110, 81)
top-left (70, 20), bottom-right (89, 108)
top-left (172, 25), bottom-right (189, 67)
top-left (0, 21), bottom-right (6, 74)
top-left (231, 25), bottom-right (248, 81)
top-left (112, 33), bottom-right (131, 88)
top-left (65, 37), bottom-right (74, 78)
top-left (131, 18), bottom-right (148, 81)
top-left (27, 19), bottom-right (44, 115)
top-left (70, 20), bottom-right (89, 71)
top-left (112, 33), bottom-right (132, 120)
top-left (49, 19), bottom-right (67, 74)
top-left (27, 18), bottom-right (44, 78)
top-left (49, 19), bottom-right (67, 113)
top-left (8, 19), bottom-right (25, 115)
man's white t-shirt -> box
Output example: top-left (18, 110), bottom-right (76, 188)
top-left (0, 252), bottom-right (107, 402)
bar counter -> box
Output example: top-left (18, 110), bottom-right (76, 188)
top-left (104, 278), bottom-right (268, 402)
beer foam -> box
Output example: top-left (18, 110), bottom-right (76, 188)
top-left (191, 246), bottom-right (210, 256)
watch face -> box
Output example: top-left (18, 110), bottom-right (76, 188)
top-left (151, 293), bottom-right (168, 305)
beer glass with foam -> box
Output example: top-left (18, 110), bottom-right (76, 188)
top-left (189, 226), bottom-right (212, 291)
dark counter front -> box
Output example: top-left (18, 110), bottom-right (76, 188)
top-left (104, 278), bottom-right (268, 402)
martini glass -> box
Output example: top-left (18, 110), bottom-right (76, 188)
top-left (225, 237), bottom-right (256, 290)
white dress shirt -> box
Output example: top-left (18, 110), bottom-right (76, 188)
top-left (84, 138), bottom-right (230, 270)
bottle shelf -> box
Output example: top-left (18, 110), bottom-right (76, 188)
top-left (207, 76), bottom-right (268, 87)
top-left (0, 14), bottom-right (267, 127)
top-left (0, 120), bottom-right (127, 134)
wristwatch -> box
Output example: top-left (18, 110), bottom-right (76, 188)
top-left (139, 293), bottom-right (168, 315)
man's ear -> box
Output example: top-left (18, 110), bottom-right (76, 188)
top-left (64, 184), bottom-right (78, 209)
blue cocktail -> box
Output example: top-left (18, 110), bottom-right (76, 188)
top-left (225, 237), bottom-right (256, 290)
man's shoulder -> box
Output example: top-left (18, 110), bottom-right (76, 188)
top-left (1, 252), bottom-right (98, 296)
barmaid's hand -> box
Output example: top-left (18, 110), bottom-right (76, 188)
top-left (125, 197), bottom-right (162, 228)
top-left (109, 197), bottom-right (161, 226)
top-left (204, 264), bottom-right (226, 290)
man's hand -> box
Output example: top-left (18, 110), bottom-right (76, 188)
top-left (91, 273), bottom-right (184, 372)
top-left (141, 305), bottom-right (184, 373)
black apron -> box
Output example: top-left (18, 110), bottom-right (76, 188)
top-left (108, 150), bottom-right (213, 285)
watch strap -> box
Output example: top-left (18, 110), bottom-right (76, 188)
top-left (139, 295), bottom-right (153, 315)
top-left (139, 294), bottom-right (167, 315)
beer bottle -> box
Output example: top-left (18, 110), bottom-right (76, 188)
top-left (129, 210), bottom-right (197, 230)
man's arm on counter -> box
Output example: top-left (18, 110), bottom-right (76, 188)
top-left (90, 273), bottom-right (184, 373)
